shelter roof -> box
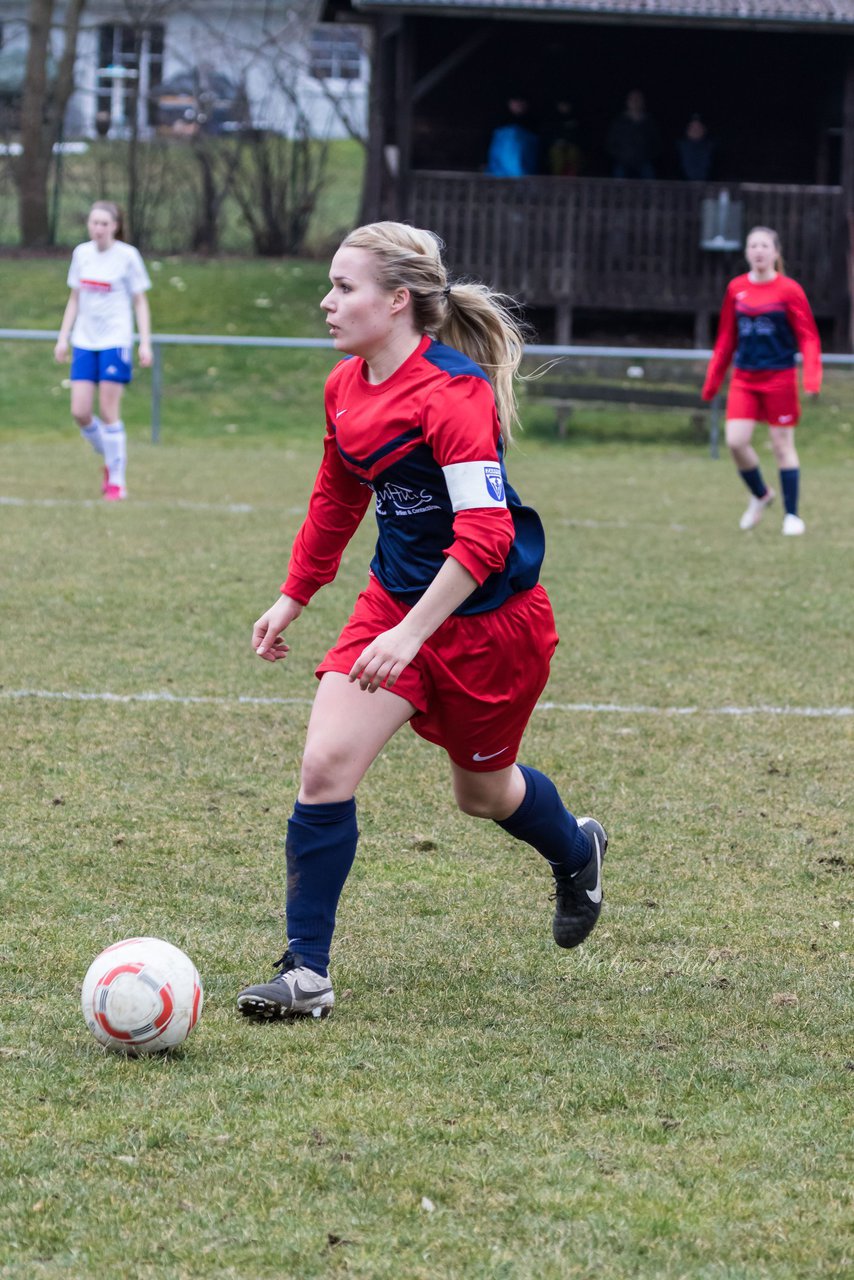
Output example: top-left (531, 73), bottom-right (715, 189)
top-left (345, 0), bottom-right (854, 30)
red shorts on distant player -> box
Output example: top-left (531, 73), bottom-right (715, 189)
top-left (726, 368), bottom-right (800, 426)
top-left (317, 574), bottom-right (559, 771)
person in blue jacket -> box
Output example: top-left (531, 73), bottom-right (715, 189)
top-left (486, 96), bottom-right (540, 177)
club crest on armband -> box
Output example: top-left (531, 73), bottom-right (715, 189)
top-left (484, 466), bottom-right (504, 502)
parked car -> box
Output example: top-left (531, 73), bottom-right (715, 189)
top-left (151, 69), bottom-right (248, 136)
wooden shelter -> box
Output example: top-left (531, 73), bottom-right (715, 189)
top-left (321, 0), bottom-right (854, 347)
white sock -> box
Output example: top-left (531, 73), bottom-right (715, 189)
top-left (102, 421), bottom-right (127, 489)
top-left (80, 416), bottom-right (105, 457)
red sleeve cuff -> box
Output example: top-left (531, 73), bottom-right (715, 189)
top-left (281, 578), bottom-right (313, 607)
top-left (444, 509), bottom-right (515, 584)
top-left (443, 542), bottom-right (493, 585)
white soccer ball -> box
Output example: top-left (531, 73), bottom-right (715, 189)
top-left (81, 937), bottom-right (203, 1055)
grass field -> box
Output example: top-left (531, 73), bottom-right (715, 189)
top-left (1, 260), bottom-right (852, 1279)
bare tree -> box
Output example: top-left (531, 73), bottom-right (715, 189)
top-left (116, 1), bottom-right (175, 244)
top-left (188, 125), bottom-right (244, 254)
top-left (228, 120), bottom-right (328, 257)
top-left (16, 0), bottom-right (87, 247)
top-left (174, 0), bottom-right (364, 254)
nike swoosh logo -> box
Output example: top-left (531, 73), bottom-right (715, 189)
top-left (336, 409), bottom-right (348, 417)
top-left (472, 747), bottom-right (508, 762)
top-left (586, 838), bottom-right (603, 904)
top-left (292, 979), bottom-right (332, 1002)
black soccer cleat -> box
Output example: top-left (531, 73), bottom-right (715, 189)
top-left (551, 817), bottom-right (608, 949)
top-left (236, 949), bottom-right (335, 1020)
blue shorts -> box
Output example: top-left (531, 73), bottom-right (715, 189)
top-left (70, 347), bottom-right (133, 384)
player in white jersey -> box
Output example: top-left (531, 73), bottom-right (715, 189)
top-left (54, 201), bottom-right (152, 501)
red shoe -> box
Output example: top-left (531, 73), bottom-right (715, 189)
top-left (103, 484), bottom-right (127, 502)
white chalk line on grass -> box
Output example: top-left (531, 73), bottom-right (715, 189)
top-left (0, 688), bottom-right (310, 708)
top-left (1, 495), bottom-right (678, 529)
top-left (2, 688), bottom-right (851, 718)
top-left (558, 517), bottom-right (688, 532)
top-left (0, 495), bottom-right (307, 516)
top-left (537, 700), bottom-right (853, 718)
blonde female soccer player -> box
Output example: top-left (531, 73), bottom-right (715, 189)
top-left (237, 221), bottom-right (608, 1021)
top-left (54, 201), bottom-right (152, 501)
top-left (702, 225), bottom-right (821, 535)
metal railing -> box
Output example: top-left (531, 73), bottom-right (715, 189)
top-left (4, 329), bottom-right (849, 457)
top-left (1, 329), bottom-right (336, 445)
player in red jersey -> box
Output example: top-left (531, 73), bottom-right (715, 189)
top-left (237, 221), bottom-right (609, 1021)
top-left (702, 226), bottom-right (821, 535)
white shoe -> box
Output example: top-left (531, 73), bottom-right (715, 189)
top-left (739, 489), bottom-right (775, 530)
top-left (782, 514), bottom-right (806, 536)
top-left (236, 950), bottom-right (335, 1020)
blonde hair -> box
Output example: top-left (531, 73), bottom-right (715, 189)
top-left (746, 225), bottom-right (784, 274)
top-left (340, 221), bottom-right (529, 443)
top-left (89, 200), bottom-right (124, 240)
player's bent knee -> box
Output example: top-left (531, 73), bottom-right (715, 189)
top-left (725, 420), bottom-right (755, 451)
top-left (299, 750), bottom-right (357, 804)
top-left (454, 789), bottom-right (506, 821)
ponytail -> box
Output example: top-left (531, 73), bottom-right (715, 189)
top-left (340, 221), bottom-right (530, 443)
top-left (439, 283), bottom-right (529, 444)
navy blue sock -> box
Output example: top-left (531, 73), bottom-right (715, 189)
top-left (779, 467), bottom-right (799, 516)
top-left (739, 467), bottom-right (769, 499)
top-left (285, 798), bottom-right (358, 976)
top-left (496, 766), bottom-right (590, 875)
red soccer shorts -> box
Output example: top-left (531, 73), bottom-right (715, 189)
top-left (726, 368), bottom-right (800, 426)
top-left (316, 574), bottom-right (559, 771)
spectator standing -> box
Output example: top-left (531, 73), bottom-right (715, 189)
top-left (606, 89), bottom-right (661, 179)
top-left (547, 98), bottom-right (584, 176)
top-left (677, 114), bottom-right (715, 181)
top-left (485, 95), bottom-right (540, 177)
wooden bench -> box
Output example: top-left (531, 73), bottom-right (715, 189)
top-left (524, 379), bottom-right (721, 456)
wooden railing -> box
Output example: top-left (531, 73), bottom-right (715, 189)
top-left (406, 173), bottom-right (844, 321)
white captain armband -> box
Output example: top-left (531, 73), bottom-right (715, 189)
top-left (442, 460), bottom-right (507, 511)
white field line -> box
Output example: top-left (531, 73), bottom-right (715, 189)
top-left (537, 700), bottom-right (853, 718)
top-left (1, 496), bottom-right (677, 528)
top-left (558, 517), bottom-right (688, 531)
top-left (1, 688), bottom-right (851, 718)
top-left (0, 495), bottom-right (291, 515)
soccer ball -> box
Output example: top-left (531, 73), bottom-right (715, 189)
top-left (81, 937), bottom-right (203, 1055)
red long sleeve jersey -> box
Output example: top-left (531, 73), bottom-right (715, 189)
top-left (283, 335), bottom-right (545, 616)
top-left (702, 273), bottom-right (822, 401)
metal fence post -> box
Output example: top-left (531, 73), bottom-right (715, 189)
top-left (151, 342), bottom-right (163, 444)
top-left (710, 394), bottom-right (721, 459)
